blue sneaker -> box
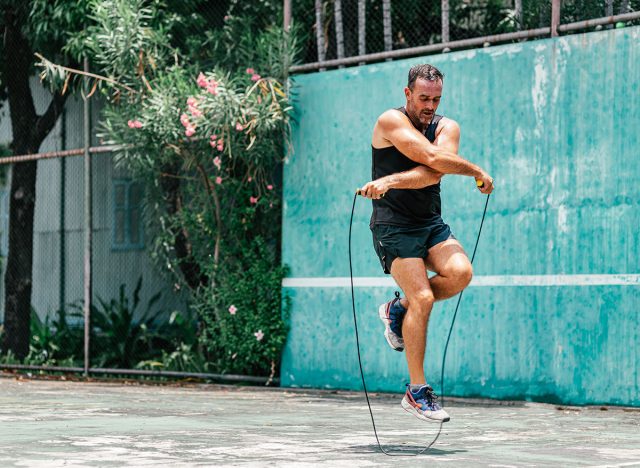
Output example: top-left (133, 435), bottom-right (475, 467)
top-left (401, 384), bottom-right (450, 423)
top-left (377, 291), bottom-right (407, 352)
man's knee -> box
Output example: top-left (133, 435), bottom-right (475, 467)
top-left (407, 289), bottom-right (435, 316)
top-left (446, 261), bottom-right (473, 288)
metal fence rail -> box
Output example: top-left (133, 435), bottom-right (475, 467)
top-left (0, 364), bottom-right (278, 384)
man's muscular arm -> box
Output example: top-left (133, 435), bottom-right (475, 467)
top-left (361, 116), bottom-right (482, 199)
top-left (381, 110), bottom-right (489, 178)
top-left (361, 111), bottom-right (492, 198)
top-left (361, 118), bottom-right (461, 196)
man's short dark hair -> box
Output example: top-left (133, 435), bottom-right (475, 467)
top-left (407, 64), bottom-right (444, 89)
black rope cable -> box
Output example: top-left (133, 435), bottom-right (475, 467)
top-left (348, 190), bottom-right (491, 456)
top-left (440, 193), bottom-right (490, 409)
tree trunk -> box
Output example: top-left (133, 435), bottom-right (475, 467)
top-left (514, 0), bottom-right (523, 30)
top-left (314, 0), bottom-right (325, 62)
top-left (382, 0), bottom-right (392, 52)
top-left (334, 0), bottom-right (345, 59)
top-left (441, 0), bottom-right (450, 43)
top-left (1, 6), bottom-right (66, 359)
top-left (619, 0), bottom-right (629, 14)
top-left (159, 163), bottom-right (207, 290)
top-left (358, 0), bottom-right (366, 57)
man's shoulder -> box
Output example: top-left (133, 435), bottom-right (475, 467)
top-left (377, 108), bottom-right (409, 128)
top-left (435, 116), bottom-right (460, 135)
top-left (437, 115), bottom-right (459, 128)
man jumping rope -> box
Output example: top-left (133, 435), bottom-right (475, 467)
top-left (358, 64), bottom-right (494, 423)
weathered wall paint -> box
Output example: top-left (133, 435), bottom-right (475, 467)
top-left (281, 27), bottom-right (640, 406)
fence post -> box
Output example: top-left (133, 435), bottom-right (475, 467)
top-left (83, 57), bottom-right (92, 377)
top-left (442, 0), bottom-right (450, 43)
top-left (551, 0), bottom-right (561, 37)
top-left (59, 109), bottom-right (66, 314)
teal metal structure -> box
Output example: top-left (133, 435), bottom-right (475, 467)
top-left (281, 27), bottom-right (640, 406)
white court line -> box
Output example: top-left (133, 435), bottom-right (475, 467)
top-left (282, 274), bottom-right (640, 288)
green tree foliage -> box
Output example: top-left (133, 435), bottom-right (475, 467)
top-left (38, 0), bottom-right (298, 378)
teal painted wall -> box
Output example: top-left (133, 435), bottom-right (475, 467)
top-left (281, 27), bottom-right (640, 406)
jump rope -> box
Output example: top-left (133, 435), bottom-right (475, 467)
top-left (349, 182), bottom-right (491, 456)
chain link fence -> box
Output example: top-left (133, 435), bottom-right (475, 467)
top-left (293, 0), bottom-right (640, 65)
top-left (0, 0), bottom-right (277, 384)
top-left (1, 0), bottom-right (639, 382)
top-left (0, 96), bottom-right (199, 377)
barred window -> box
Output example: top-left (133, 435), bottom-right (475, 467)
top-left (112, 180), bottom-right (144, 250)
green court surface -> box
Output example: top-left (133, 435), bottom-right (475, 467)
top-left (1, 376), bottom-right (639, 467)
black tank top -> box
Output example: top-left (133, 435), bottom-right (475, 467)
top-left (370, 108), bottom-right (443, 227)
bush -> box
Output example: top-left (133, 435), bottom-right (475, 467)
top-left (196, 237), bottom-right (290, 377)
top-left (38, 0), bottom-right (298, 379)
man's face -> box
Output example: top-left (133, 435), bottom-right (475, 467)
top-left (404, 78), bottom-right (443, 128)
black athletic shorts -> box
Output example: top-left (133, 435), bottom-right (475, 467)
top-left (371, 218), bottom-right (454, 274)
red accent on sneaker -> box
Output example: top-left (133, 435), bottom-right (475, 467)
top-left (405, 389), bottom-right (422, 409)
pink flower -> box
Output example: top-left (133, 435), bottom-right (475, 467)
top-left (267, 184), bottom-right (273, 190)
top-left (246, 68), bottom-right (255, 74)
top-left (191, 108), bottom-right (203, 118)
top-left (250, 196), bottom-right (258, 204)
top-left (197, 72), bottom-right (208, 88)
top-left (180, 113), bottom-right (190, 127)
top-left (235, 122), bottom-right (244, 131)
top-left (251, 74), bottom-right (261, 82)
top-left (185, 126), bottom-right (196, 137)
top-left (248, 176), bottom-right (252, 182)
top-left (228, 305), bottom-right (237, 315)
top-left (210, 134), bottom-right (217, 140)
top-left (187, 97), bottom-right (198, 107)
top-left (217, 142), bottom-right (224, 151)
top-left (254, 330), bottom-right (264, 341)
top-left (210, 139), bottom-right (217, 148)
top-left (206, 80), bottom-right (219, 95)
top-left (127, 119), bottom-right (143, 129)
top-left (213, 156), bottom-right (221, 170)
top-left (215, 176), bottom-right (222, 185)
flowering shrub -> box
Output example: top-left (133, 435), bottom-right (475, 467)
top-left (195, 237), bottom-right (290, 377)
top-left (39, 0), bottom-right (299, 378)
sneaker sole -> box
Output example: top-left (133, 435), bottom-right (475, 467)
top-left (401, 397), bottom-right (450, 423)
top-left (378, 303), bottom-right (404, 352)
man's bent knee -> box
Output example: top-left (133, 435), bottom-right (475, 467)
top-left (444, 261), bottom-right (473, 289)
top-left (407, 289), bottom-right (435, 315)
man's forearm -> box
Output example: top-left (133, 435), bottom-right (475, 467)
top-left (422, 146), bottom-right (483, 178)
top-left (382, 165), bottom-right (442, 190)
